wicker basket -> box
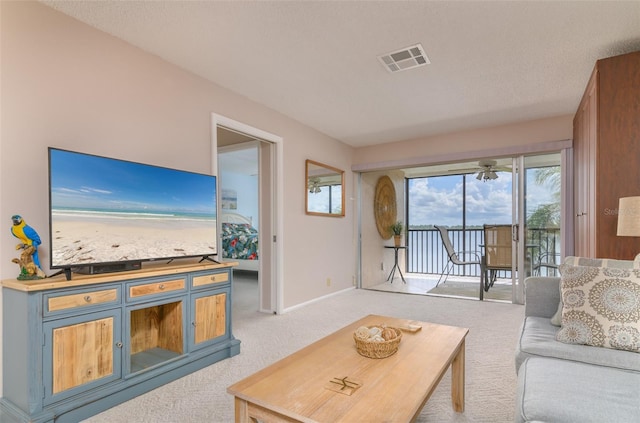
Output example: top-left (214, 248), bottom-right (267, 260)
top-left (353, 326), bottom-right (402, 359)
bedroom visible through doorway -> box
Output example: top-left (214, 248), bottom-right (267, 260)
top-left (218, 142), bottom-right (260, 268)
top-left (214, 119), bottom-right (281, 314)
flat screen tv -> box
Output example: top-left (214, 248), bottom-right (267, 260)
top-left (48, 148), bottom-right (217, 278)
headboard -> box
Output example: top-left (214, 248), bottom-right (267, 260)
top-left (221, 212), bottom-right (252, 225)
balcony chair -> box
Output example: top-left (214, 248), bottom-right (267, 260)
top-left (482, 224), bottom-right (515, 292)
top-left (533, 252), bottom-right (559, 276)
top-left (434, 225), bottom-right (481, 287)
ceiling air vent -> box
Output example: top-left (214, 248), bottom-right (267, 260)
top-left (378, 43), bottom-right (430, 73)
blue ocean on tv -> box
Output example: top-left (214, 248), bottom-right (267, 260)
top-left (51, 207), bottom-right (216, 222)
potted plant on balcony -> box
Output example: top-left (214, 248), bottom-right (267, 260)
top-left (390, 221), bottom-right (404, 247)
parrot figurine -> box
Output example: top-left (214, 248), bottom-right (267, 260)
top-left (11, 214), bottom-right (42, 269)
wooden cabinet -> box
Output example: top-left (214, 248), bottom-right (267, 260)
top-left (128, 298), bottom-right (186, 374)
top-left (1, 261), bottom-right (239, 423)
top-left (573, 51), bottom-right (640, 259)
top-left (43, 310), bottom-right (122, 404)
top-left (192, 291), bottom-right (227, 347)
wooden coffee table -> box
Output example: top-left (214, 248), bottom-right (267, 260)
top-left (227, 314), bottom-right (469, 422)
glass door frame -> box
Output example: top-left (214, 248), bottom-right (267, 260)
top-left (513, 153), bottom-right (566, 305)
top-left (513, 156), bottom-right (525, 304)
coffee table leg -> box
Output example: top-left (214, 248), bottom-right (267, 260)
top-left (451, 339), bottom-right (465, 412)
top-left (234, 397), bottom-right (250, 422)
top-left (235, 398), bottom-right (286, 423)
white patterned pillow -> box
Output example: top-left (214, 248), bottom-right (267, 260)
top-left (550, 256), bottom-right (639, 327)
top-left (556, 264), bottom-right (640, 352)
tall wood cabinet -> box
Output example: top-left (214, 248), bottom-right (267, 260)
top-left (573, 51), bottom-right (640, 259)
top-left (1, 261), bottom-right (240, 423)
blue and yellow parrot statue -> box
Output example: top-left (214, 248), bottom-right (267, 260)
top-left (11, 214), bottom-right (42, 268)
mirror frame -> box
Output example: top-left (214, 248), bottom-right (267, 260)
top-left (305, 159), bottom-right (345, 217)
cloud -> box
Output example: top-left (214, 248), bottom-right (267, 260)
top-left (408, 171), bottom-right (558, 227)
top-left (81, 186), bottom-right (112, 195)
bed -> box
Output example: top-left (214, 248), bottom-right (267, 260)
top-left (221, 212), bottom-right (259, 272)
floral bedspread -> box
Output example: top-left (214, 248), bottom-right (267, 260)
top-left (221, 223), bottom-right (258, 260)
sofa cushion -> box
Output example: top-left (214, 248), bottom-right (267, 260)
top-left (515, 357), bottom-right (640, 423)
top-left (556, 264), bottom-right (640, 352)
top-left (516, 316), bottom-right (640, 373)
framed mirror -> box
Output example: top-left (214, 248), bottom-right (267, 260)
top-left (305, 159), bottom-right (345, 217)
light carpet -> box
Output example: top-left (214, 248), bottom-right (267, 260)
top-left (83, 274), bottom-right (524, 423)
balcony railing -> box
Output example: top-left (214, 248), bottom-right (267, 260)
top-left (406, 227), bottom-right (560, 277)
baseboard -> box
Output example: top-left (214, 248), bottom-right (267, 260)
top-left (282, 286), bottom-right (355, 314)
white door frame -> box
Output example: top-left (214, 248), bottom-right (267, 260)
top-left (211, 113), bottom-right (284, 314)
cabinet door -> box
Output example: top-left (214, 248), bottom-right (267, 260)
top-left (43, 309), bottom-right (122, 404)
top-left (573, 71), bottom-right (597, 257)
top-left (190, 290), bottom-right (228, 349)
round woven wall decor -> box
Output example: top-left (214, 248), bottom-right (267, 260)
top-left (374, 175), bottom-right (397, 239)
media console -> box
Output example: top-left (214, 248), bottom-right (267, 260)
top-left (0, 260), bottom-right (240, 423)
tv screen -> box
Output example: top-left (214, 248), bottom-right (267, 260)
top-left (48, 148), bottom-right (217, 272)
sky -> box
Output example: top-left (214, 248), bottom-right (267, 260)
top-left (408, 169), bottom-right (558, 227)
top-left (49, 149), bottom-right (217, 215)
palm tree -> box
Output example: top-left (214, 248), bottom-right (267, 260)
top-left (527, 166), bottom-right (561, 264)
top-left (528, 166), bottom-right (560, 228)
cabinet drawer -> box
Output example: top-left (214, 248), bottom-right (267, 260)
top-left (128, 279), bottom-right (185, 299)
top-left (192, 272), bottom-right (229, 288)
top-left (46, 288), bottom-right (120, 314)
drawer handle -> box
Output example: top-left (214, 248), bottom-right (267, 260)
top-left (210, 276), bottom-right (216, 281)
top-left (84, 295), bottom-right (92, 303)
top-left (158, 284), bottom-right (165, 290)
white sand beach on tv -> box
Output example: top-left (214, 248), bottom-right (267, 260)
top-left (51, 213), bottom-right (217, 267)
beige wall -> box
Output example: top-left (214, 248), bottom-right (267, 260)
top-left (353, 115), bottom-right (573, 171)
top-left (360, 171), bottom-right (406, 288)
top-left (0, 1), bottom-right (356, 394)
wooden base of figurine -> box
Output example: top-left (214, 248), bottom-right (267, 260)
top-left (12, 245), bottom-right (45, 280)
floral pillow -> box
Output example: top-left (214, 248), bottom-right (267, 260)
top-left (556, 263), bottom-right (640, 352)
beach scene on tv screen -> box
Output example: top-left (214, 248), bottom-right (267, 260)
top-left (50, 149), bottom-right (217, 268)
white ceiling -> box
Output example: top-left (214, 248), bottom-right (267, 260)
top-left (42, 1), bottom-right (640, 147)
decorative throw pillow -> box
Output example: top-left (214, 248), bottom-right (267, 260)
top-left (556, 263), bottom-right (640, 352)
top-left (549, 256), bottom-right (639, 327)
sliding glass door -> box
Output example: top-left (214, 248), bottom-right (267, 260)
top-left (514, 153), bottom-right (562, 303)
top-left (405, 153), bottom-right (562, 304)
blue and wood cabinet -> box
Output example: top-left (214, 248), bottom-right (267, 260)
top-left (0, 261), bottom-right (240, 423)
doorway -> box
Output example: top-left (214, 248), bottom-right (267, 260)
top-left (211, 114), bottom-right (283, 314)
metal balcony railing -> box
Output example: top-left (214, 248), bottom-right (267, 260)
top-left (406, 227), bottom-right (561, 277)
